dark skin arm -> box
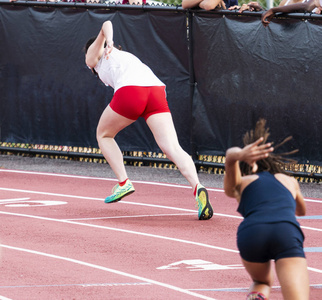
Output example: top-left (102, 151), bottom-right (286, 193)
top-left (224, 137), bottom-right (274, 200)
top-left (262, 0), bottom-right (319, 26)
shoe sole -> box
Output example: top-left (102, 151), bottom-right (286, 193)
top-left (104, 190), bottom-right (135, 204)
top-left (197, 187), bottom-right (213, 220)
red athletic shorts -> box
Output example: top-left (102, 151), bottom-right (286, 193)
top-left (109, 86), bottom-right (170, 121)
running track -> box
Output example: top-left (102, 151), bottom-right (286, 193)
top-left (0, 169), bottom-right (321, 299)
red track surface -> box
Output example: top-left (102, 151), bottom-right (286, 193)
top-left (0, 169), bottom-right (321, 299)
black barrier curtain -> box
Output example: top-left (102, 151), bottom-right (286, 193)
top-left (1, 4), bottom-right (322, 165)
top-left (0, 5), bottom-right (190, 152)
top-left (192, 13), bottom-right (322, 164)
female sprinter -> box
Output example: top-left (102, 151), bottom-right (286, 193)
top-left (224, 119), bottom-right (309, 299)
top-left (85, 20), bottom-right (213, 220)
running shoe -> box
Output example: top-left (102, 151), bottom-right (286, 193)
top-left (104, 179), bottom-right (135, 203)
top-left (196, 184), bottom-right (213, 220)
top-left (247, 292), bottom-right (266, 300)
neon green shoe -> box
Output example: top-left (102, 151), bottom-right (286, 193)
top-left (104, 179), bottom-right (135, 203)
top-left (196, 184), bottom-right (213, 220)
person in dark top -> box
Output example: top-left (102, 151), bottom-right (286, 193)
top-left (262, 0), bottom-right (322, 26)
top-left (224, 119), bottom-right (309, 300)
top-left (229, 0), bottom-right (321, 16)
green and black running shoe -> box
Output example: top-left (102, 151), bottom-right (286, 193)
top-left (196, 184), bottom-right (213, 220)
top-left (104, 179), bottom-right (135, 203)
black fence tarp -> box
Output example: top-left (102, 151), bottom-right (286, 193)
top-left (191, 12), bottom-right (322, 165)
top-left (0, 3), bottom-right (321, 165)
top-left (0, 4), bottom-right (191, 152)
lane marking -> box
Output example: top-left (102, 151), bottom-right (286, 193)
top-left (0, 187), bottom-right (321, 230)
top-left (0, 169), bottom-right (223, 192)
top-left (81, 282), bottom-right (151, 287)
top-left (304, 199), bottom-right (322, 203)
top-left (301, 226), bottom-right (322, 232)
top-left (2, 187), bottom-right (322, 229)
top-left (190, 284), bottom-right (322, 292)
top-left (304, 247), bottom-right (322, 252)
top-left (0, 211), bottom-right (239, 253)
top-left (0, 187), bottom-right (242, 219)
top-left (0, 187), bottom-right (105, 201)
top-left (190, 287), bottom-right (272, 292)
top-left (2, 212), bottom-right (320, 272)
top-left (0, 282), bottom-right (152, 288)
top-left (66, 213), bottom-right (196, 221)
top-left (157, 260), bottom-right (244, 271)
top-left (3, 209), bottom-right (321, 258)
top-left (298, 215), bottom-right (322, 220)
top-left (0, 197), bottom-right (67, 207)
top-left (2, 169), bottom-right (321, 202)
top-left (0, 244), bottom-right (217, 300)
top-left (4, 201), bottom-right (67, 207)
top-left (308, 267), bottom-right (322, 274)
top-left (0, 198), bottom-right (30, 203)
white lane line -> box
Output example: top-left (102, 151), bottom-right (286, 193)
top-left (0, 169), bottom-right (222, 192)
top-left (0, 169), bottom-right (119, 182)
top-left (0, 187), bottom-right (242, 218)
top-left (0, 211), bottom-right (239, 253)
top-left (0, 187), bottom-right (104, 201)
top-left (0, 198), bottom-right (30, 203)
top-left (0, 282), bottom-right (152, 289)
top-left (0, 169), bottom-right (319, 201)
top-left (0, 296), bottom-right (12, 300)
top-left (65, 213), bottom-right (196, 221)
top-left (66, 212), bottom-right (242, 221)
top-left (1, 187), bottom-right (321, 229)
top-left (190, 283), bottom-right (322, 291)
top-left (305, 199), bottom-right (322, 203)
top-left (301, 226), bottom-right (322, 232)
top-left (307, 267), bottom-right (322, 273)
top-left (0, 244), bottom-right (217, 300)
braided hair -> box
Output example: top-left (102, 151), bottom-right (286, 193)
top-left (239, 119), bottom-right (298, 176)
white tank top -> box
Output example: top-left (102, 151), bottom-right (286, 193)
top-left (94, 47), bottom-right (165, 92)
top-left (284, 0), bottom-right (308, 4)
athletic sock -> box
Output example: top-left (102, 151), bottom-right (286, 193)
top-left (193, 184), bottom-right (198, 196)
top-left (119, 179), bottom-right (128, 186)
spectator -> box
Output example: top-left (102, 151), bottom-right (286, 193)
top-left (224, 119), bottom-right (309, 300)
top-left (61, 0), bottom-right (86, 2)
top-left (229, 0), bottom-right (321, 15)
top-left (182, 0), bottom-right (238, 11)
top-left (121, 0), bottom-right (146, 4)
top-left (262, 0), bottom-right (322, 26)
top-left (228, 1), bottom-right (263, 12)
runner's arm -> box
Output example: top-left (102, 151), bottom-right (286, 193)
top-left (85, 21), bottom-right (114, 69)
top-left (224, 138), bottom-right (273, 199)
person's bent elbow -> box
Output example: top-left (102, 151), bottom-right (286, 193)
top-left (200, 2), bottom-right (217, 9)
top-left (182, 2), bottom-right (192, 8)
top-left (181, 0), bottom-right (199, 9)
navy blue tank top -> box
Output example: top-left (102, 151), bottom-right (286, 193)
top-left (237, 172), bottom-right (302, 234)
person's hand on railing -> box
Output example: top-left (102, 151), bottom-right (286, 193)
top-left (261, 8), bottom-right (275, 26)
top-left (228, 1), bottom-right (263, 13)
